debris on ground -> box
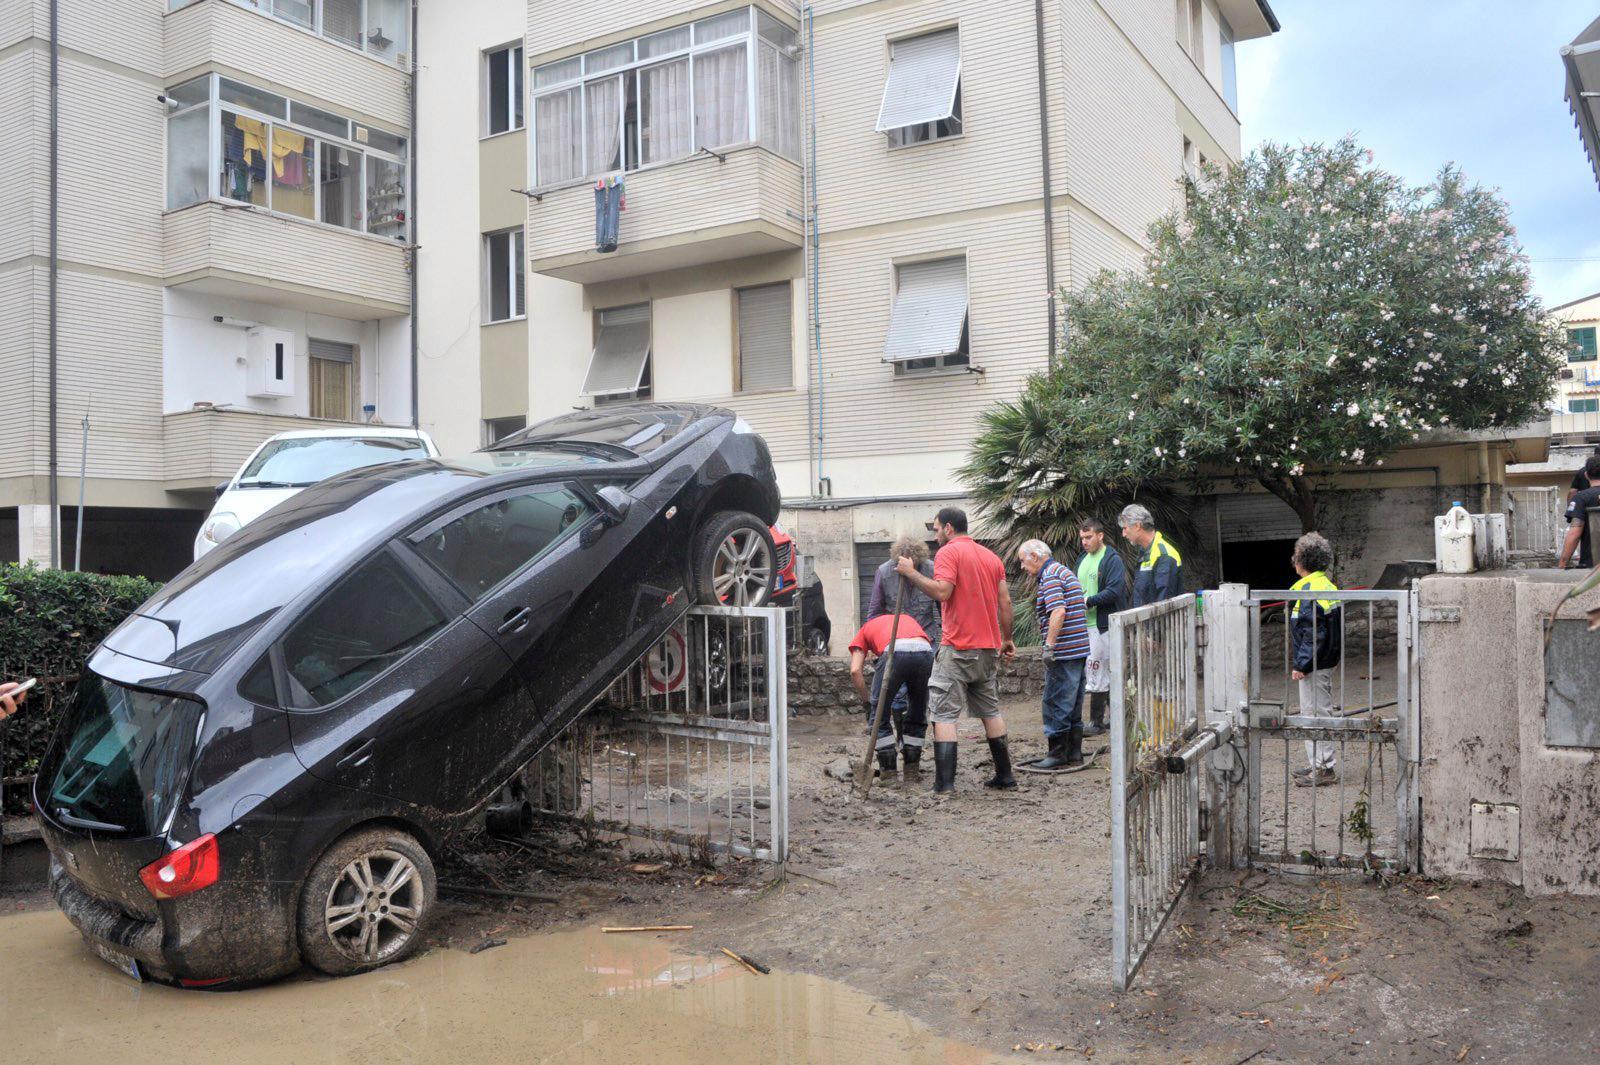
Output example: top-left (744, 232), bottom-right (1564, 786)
top-left (469, 937), bottom-right (507, 954)
top-left (720, 946), bottom-right (770, 974)
top-left (602, 925), bottom-right (694, 934)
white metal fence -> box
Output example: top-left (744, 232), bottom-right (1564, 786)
top-left (525, 605), bottom-right (789, 862)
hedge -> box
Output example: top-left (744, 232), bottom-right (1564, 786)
top-left (0, 563), bottom-right (158, 811)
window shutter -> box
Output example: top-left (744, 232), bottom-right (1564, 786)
top-left (738, 284), bottom-right (792, 391)
top-left (875, 29), bottom-right (961, 133)
top-left (1217, 494), bottom-right (1303, 544)
top-left (883, 257), bottom-right (968, 362)
top-left (308, 338), bottom-right (355, 363)
top-left (582, 305), bottom-right (652, 396)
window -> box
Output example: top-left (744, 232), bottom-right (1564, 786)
top-left (583, 304), bottom-right (653, 403)
top-left (1570, 398), bottom-right (1599, 413)
top-left (308, 338), bottom-right (356, 419)
top-left (282, 549), bottom-right (449, 707)
top-left (884, 257), bottom-right (970, 375)
top-left (412, 486), bottom-right (593, 602)
top-left (484, 229), bottom-right (526, 323)
top-left (1569, 327), bottom-right (1597, 363)
top-left (483, 415), bottom-right (528, 445)
top-left (876, 28), bottom-right (962, 147)
top-left (737, 283), bottom-right (792, 392)
top-left (193, 1), bottom-right (409, 67)
top-left (485, 43), bottom-right (525, 136)
top-left (1182, 135), bottom-right (1198, 182)
top-left (179, 74), bottom-right (408, 239)
top-left (1219, 17), bottom-right (1239, 111)
top-left (530, 7), bottom-right (800, 187)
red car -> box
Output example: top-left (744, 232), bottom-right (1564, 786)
top-left (769, 523), bottom-right (798, 602)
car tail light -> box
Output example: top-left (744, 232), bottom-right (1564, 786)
top-left (139, 834), bottom-right (220, 900)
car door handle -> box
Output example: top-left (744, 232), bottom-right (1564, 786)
top-left (336, 737), bottom-right (375, 769)
top-left (498, 606), bottom-right (534, 635)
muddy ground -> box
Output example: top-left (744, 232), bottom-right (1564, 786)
top-left (4, 695), bottom-right (1598, 1063)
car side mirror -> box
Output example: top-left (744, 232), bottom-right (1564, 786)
top-left (214, 480), bottom-right (230, 499)
top-left (595, 485), bottom-right (634, 526)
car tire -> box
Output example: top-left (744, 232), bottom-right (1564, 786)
top-left (804, 626), bottom-right (829, 656)
top-left (297, 826), bottom-right (436, 977)
top-left (692, 511), bottom-right (777, 607)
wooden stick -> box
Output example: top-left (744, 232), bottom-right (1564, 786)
top-left (601, 925), bottom-right (694, 933)
top-left (720, 947), bottom-right (769, 975)
top-left (856, 575), bottom-right (908, 799)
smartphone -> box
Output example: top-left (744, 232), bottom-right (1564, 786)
top-left (5, 678), bottom-right (37, 697)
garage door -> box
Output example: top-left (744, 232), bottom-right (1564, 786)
top-left (855, 542), bottom-right (893, 629)
top-left (1217, 493), bottom-right (1302, 543)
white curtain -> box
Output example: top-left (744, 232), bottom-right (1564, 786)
top-left (535, 87), bottom-right (581, 185)
top-left (584, 76), bottom-right (623, 175)
top-left (694, 43), bottom-right (748, 150)
top-left (757, 43), bottom-right (799, 160)
top-left (641, 58), bottom-right (691, 165)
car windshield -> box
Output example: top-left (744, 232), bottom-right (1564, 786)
top-left (40, 675), bottom-right (203, 837)
top-left (238, 437), bottom-right (429, 487)
top-left (498, 406), bottom-right (704, 456)
top-left (448, 449), bottom-right (606, 473)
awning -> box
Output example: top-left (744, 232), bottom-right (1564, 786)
top-left (875, 29), bottom-right (960, 133)
top-left (581, 305), bottom-right (651, 397)
top-left (883, 257), bottom-right (968, 363)
top-left (1562, 15), bottom-right (1600, 191)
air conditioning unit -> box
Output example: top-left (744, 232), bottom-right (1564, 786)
top-left (1561, 368), bottom-right (1575, 380)
top-left (245, 327), bottom-right (295, 397)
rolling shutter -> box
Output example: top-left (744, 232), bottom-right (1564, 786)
top-left (308, 338), bottom-right (355, 363)
top-left (582, 304), bottom-right (652, 397)
top-left (1217, 493), bottom-right (1302, 543)
top-left (883, 257), bottom-right (968, 363)
top-left (875, 29), bottom-right (961, 132)
top-left (737, 283), bottom-right (792, 391)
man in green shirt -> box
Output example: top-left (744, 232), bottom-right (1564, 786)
top-left (1075, 518), bottom-right (1129, 737)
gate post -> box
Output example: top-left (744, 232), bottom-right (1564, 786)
top-left (1202, 584), bottom-right (1250, 870)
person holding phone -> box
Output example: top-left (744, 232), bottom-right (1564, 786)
top-left (0, 679), bottom-right (34, 720)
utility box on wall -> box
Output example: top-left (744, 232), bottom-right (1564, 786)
top-left (1469, 802), bottom-right (1520, 862)
top-left (245, 327), bottom-right (295, 398)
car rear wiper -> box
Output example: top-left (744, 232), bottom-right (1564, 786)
top-left (55, 808), bottom-right (126, 833)
top-left (237, 480), bottom-right (311, 489)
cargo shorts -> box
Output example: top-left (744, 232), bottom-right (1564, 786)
top-left (927, 646), bottom-right (1002, 723)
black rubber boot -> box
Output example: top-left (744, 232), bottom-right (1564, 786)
top-left (901, 744), bottom-right (923, 771)
top-left (1032, 733), bottom-right (1069, 770)
top-left (1064, 725), bottom-right (1085, 767)
top-left (1082, 692), bottom-right (1108, 738)
top-left (932, 741), bottom-right (957, 794)
top-left (984, 735), bottom-right (1018, 790)
top-left (876, 748), bottom-right (898, 775)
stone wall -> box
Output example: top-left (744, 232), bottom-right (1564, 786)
top-left (787, 654), bottom-right (1048, 717)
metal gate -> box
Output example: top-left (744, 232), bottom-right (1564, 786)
top-left (525, 604), bottom-right (789, 862)
top-left (1244, 587), bottom-right (1418, 873)
top-left (1109, 593), bottom-right (1205, 991)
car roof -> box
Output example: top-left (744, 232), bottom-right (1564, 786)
top-left (261, 426), bottom-right (432, 442)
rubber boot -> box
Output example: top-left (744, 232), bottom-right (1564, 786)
top-left (1032, 733), bottom-right (1069, 770)
top-left (984, 735), bottom-right (1018, 790)
top-left (1082, 692), bottom-right (1108, 738)
top-left (1064, 725), bottom-right (1085, 767)
top-left (932, 741), bottom-right (957, 794)
top-left (901, 744), bottom-right (923, 771)
top-left (876, 748), bottom-right (898, 775)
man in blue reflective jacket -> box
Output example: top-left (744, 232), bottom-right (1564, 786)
top-left (1289, 532), bottom-right (1341, 788)
top-left (1119, 504), bottom-right (1183, 607)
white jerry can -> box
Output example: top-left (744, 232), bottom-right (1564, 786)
top-left (1435, 502), bottom-right (1477, 573)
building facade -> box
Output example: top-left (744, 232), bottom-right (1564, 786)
top-left (2, 0), bottom-right (417, 577)
top-left (416, 0), bottom-right (1278, 636)
top-left (1549, 291), bottom-right (1600, 439)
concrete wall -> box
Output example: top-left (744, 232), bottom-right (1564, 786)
top-left (1419, 571), bottom-right (1600, 896)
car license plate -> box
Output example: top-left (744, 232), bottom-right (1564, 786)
top-left (87, 938), bottom-right (142, 982)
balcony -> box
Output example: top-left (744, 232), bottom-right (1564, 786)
top-left (164, 201), bottom-right (410, 319)
top-left (163, 406), bottom-right (375, 490)
top-left (527, 147), bottom-right (803, 284)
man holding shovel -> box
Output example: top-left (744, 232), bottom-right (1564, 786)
top-left (848, 611), bottom-right (935, 775)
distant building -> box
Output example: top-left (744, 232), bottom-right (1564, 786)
top-left (1547, 291), bottom-right (1600, 442)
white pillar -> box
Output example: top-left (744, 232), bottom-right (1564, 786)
top-left (1203, 583), bottom-right (1251, 870)
top-left (16, 504), bottom-right (57, 567)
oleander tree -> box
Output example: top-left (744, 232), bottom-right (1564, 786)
top-left (963, 138), bottom-right (1565, 540)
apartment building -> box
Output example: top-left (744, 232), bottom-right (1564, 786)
top-left (1, 0), bottom-right (416, 577)
top-left (417, 0), bottom-right (1279, 635)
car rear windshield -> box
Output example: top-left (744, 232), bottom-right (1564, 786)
top-left (39, 675), bottom-right (203, 837)
top-left (239, 436), bottom-right (430, 487)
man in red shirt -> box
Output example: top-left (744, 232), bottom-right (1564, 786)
top-left (896, 507), bottom-right (1017, 794)
top-left (848, 613), bottom-right (935, 774)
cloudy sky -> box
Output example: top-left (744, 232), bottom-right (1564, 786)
top-left (1235, 0), bottom-right (1600, 308)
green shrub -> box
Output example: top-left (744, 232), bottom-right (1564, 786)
top-left (0, 563), bottom-right (158, 808)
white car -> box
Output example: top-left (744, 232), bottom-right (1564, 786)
top-left (195, 426), bottom-right (439, 559)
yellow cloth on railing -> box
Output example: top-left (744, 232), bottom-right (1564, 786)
top-left (234, 114), bottom-right (268, 166)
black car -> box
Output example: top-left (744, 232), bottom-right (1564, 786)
top-left (35, 404), bottom-right (780, 986)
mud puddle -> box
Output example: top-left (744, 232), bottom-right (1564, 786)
top-left (0, 910), bottom-right (1012, 1064)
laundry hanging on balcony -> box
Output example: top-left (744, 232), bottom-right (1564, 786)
top-left (594, 174), bottom-right (626, 253)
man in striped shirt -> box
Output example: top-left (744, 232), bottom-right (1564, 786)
top-left (1017, 540), bottom-right (1090, 770)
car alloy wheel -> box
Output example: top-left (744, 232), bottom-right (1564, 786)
top-left (323, 849), bottom-right (423, 965)
top-left (712, 528), bottom-right (773, 606)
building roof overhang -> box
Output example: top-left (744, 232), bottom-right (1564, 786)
top-left (1561, 15), bottom-right (1600, 191)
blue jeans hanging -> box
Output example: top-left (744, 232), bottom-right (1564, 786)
top-left (594, 179), bottom-right (623, 253)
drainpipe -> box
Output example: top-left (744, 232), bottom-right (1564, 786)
top-left (1032, 0), bottom-right (1058, 370)
top-left (803, 4), bottom-right (827, 498)
top-left (408, 0), bottom-right (420, 430)
top-left (47, 0), bottom-right (60, 567)
top-left (1479, 441), bottom-right (1492, 514)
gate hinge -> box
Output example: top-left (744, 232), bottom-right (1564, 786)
top-left (1418, 606), bottom-right (1461, 624)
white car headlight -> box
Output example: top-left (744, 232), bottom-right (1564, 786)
top-left (201, 512), bottom-right (242, 546)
